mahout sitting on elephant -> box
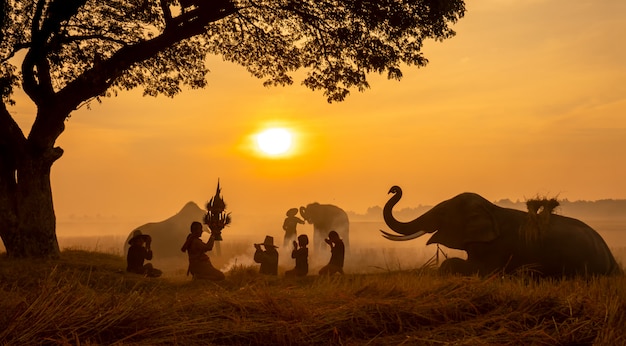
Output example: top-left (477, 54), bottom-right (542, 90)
top-left (380, 186), bottom-right (622, 278)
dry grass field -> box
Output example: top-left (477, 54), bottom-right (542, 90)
top-left (1, 247), bottom-right (625, 345)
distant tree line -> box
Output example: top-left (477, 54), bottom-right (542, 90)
top-left (348, 199), bottom-right (626, 221)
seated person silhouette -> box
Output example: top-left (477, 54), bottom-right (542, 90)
top-left (126, 230), bottom-right (162, 278)
top-left (254, 235), bottom-right (279, 275)
top-left (180, 221), bottom-right (225, 281)
top-left (318, 230), bottom-right (344, 276)
top-left (285, 234), bottom-right (309, 278)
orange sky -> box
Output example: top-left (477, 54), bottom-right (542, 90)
top-left (12, 0), bottom-right (626, 236)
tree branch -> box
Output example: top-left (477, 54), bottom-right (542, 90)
top-left (160, 0), bottom-right (173, 28)
top-left (23, 0), bottom-right (89, 106)
top-left (0, 102), bottom-right (27, 154)
top-left (21, 0), bottom-right (48, 104)
top-left (167, 0), bottom-right (236, 31)
top-left (57, 4), bottom-right (239, 115)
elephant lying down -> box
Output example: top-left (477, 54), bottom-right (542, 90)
top-left (380, 186), bottom-right (622, 277)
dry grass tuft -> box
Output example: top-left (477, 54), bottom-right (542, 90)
top-left (1, 250), bottom-right (625, 345)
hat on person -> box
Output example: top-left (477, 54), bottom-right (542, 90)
top-left (128, 229), bottom-right (151, 245)
top-left (259, 235), bottom-right (278, 248)
top-left (286, 208), bottom-right (299, 217)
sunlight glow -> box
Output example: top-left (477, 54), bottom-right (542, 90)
top-left (255, 128), bottom-right (293, 155)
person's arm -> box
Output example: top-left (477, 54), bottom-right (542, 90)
top-left (327, 239), bottom-right (335, 250)
top-left (191, 236), bottom-right (214, 253)
top-left (145, 247), bottom-right (153, 260)
top-left (291, 241), bottom-right (298, 258)
top-left (205, 234), bottom-right (215, 251)
top-left (254, 247), bottom-right (267, 263)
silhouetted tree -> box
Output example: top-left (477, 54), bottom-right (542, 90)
top-left (0, 0), bottom-right (465, 258)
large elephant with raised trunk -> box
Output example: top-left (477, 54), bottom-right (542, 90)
top-left (380, 186), bottom-right (622, 277)
top-left (299, 203), bottom-right (349, 253)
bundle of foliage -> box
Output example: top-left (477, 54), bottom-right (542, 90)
top-left (204, 180), bottom-right (231, 240)
top-left (522, 196), bottom-right (561, 243)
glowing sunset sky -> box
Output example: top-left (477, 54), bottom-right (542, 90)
top-left (12, 0), bottom-right (626, 234)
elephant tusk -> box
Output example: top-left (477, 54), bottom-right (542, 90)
top-left (380, 230), bottom-right (426, 241)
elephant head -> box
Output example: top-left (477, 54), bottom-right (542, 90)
top-left (299, 205), bottom-right (312, 224)
top-left (381, 186), bottom-right (499, 250)
top-left (300, 203), bottom-right (333, 229)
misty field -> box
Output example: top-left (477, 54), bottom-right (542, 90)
top-left (1, 246), bottom-right (625, 345)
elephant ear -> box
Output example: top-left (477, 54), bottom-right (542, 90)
top-left (426, 211), bottom-right (499, 250)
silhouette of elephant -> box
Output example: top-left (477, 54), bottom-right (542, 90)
top-left (123, 202), bottom-right (206, 259)
top-left (380, 186), bottom-right (622, 278)
top-left (299, 203), bottom-right (349, 253)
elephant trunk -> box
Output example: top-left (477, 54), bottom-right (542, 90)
top-left (299, 206), bottom-right (311, 223)
top-left (381, 186), bottom-right (433, 241)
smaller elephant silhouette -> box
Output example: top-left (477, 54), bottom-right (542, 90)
top-left (123, 201), bottom-right (206, 259)
top-left (299, 203), bottom-right (349, 253)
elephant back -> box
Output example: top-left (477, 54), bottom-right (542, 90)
top-left (123, 202), bottom-right (206, 258)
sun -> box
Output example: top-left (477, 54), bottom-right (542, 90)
top-left (255, 128), bottom-right (293, 156)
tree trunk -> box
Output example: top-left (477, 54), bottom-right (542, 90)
top-left (0, 148), bottom-right (61, 259)
top-left (0, 2), bottom-right (238, 258)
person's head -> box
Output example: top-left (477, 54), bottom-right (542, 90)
top-left (128, 229), bottom-right (149, 246)
top-left (131, 236), bottom-right (145, 246)
top-left (261, 235), bottom-right (278, 250)
top-left (190, 221), bottom-right (203, 237)
top-left (297, 234), bottom-right (309, 247)
top-left (328, 230), bottom-right (340, 242)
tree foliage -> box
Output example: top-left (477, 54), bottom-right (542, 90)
top-left (0, 0), bottom-right (464, 258)
top-left (1, 0), bottom-right (465, 104)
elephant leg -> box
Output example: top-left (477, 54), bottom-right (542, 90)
top-left (439, 258), bottom-right (479, 276)
top-left (314, 228), bottom-right (328, 253)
